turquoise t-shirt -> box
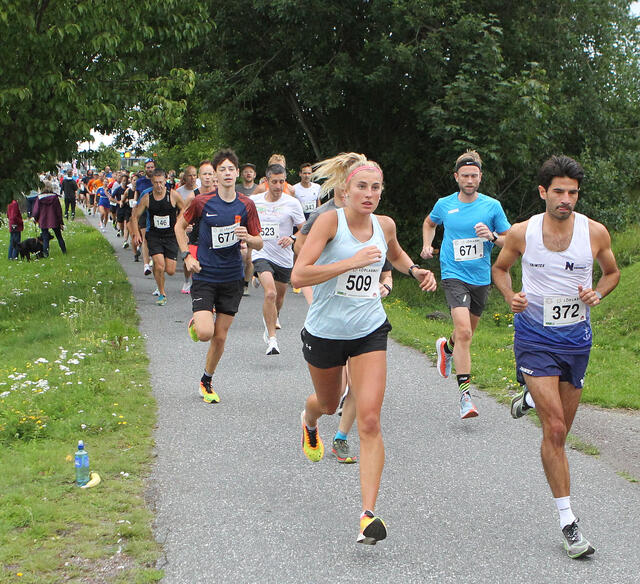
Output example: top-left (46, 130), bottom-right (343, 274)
top-left (429, 193), bottom-right (511, 285)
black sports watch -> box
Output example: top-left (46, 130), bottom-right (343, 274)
top-left (408, 264), bottom-right (420, 279)
top-left (181, 250), bottom-right (191, 261)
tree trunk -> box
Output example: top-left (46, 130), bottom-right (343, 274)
top-left (287, 90), bottom-right (321, 160)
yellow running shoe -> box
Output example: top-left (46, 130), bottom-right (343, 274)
top-left (187, 317), bottom-right (198, 342)
top-left (200, 381), bottom-right (220, 404)
top-left (357, 510), bottom-right (387, 545)
top-left (300, 411), bottom-right (324, 461)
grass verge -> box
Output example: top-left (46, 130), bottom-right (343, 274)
top-left (0, 216), bottom-right (161, 583)
top-left (616, 471), bottom-right (639, 483)
top-left (566, 434), bottom-right (600, 456)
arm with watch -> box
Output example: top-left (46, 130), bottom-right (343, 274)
top-left (406, 263), bottom-right (437, 291)
top-left (474, 222), bottom-right (508, 248)
top-left (382, 216), bottom-right (437, 292)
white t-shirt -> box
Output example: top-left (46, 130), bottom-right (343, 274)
top-left (293, 182), bottom-right (321, 214)
top-left (250, 193), bottom-right (305, 268)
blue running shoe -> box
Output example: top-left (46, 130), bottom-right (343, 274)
top-left (460, 391), bottom-right (478, 419)
top-left (436, 337), bottom-right (452, 378)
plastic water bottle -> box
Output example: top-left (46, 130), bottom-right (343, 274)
top-left (75, 440), bottom-right (90, 486)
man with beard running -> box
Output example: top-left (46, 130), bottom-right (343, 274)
top-left (492, 155), bottom-right (619, 558)
top-left (421, 150), bottom-right (510, 419)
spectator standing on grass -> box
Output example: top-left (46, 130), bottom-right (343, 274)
top-left (32, 179), bottom-right (66, 257)
top-left (7, 194), bottom-right (24, 260)
top-left (26, 189), bottom-right (39, 217)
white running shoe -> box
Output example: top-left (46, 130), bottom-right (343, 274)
top-left (252, 275), bottom-right (261, 288)
top-left (144, 264), bottom-right (152, 276)
top-left (265, 337), bottom-right (280, 355)
top-left (181, 281), bottom-right (192, 294)
top-left (152, 288), bottom-right (160, 296)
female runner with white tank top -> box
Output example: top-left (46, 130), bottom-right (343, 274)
top-left (291, 152), bottom-right (437, 545)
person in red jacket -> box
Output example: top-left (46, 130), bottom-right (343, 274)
top-left (32, 179), bottom-right (67, 257)
top-left (7, 195), bottom-right (24, 260)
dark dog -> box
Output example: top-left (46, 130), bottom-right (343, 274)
top-left (16, 237), bottom-right (44, 261)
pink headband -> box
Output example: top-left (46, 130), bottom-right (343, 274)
top-left (346, 165), bottom-right (383, 185)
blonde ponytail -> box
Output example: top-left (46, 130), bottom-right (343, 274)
top-left (312, 152), bottom-right (382, 197)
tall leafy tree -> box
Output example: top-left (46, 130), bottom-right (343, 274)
top-left (158, 0), bottom-right (640, 249)
top-left (0, 0), bottom-right (209, 202)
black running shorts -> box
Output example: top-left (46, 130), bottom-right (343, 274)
top-left (191, 278), bottom-right (244, 316)
top-left (252, 258), bottom-right (292, 284)
top-left (301, 319), bottom-right (392, 369)
top-left (116, 206), bottom-right (132, 223)
top-left (146, 232), bottom-right (178, 261)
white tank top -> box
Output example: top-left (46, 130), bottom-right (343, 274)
top-left (515, 212), bottom-right (593, 352)
top-left (304, 208), bottom-right (388, 340)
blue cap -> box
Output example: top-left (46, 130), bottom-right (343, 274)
top-left (145, 158), bottom-right (154, 164)
top-left (78, 440), bottom-right (85, 449)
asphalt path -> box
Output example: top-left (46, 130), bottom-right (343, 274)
top-left (88, 211), bottom-right (639, 584)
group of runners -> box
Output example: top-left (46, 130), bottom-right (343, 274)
top-left (82, 147), bottom-right (619, 557)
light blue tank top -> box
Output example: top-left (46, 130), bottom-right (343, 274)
top-left (304, 208), bottom-right (388, 340)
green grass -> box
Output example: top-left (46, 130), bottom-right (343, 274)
top-left (566, 434), bottom-right (600, 456)
top-left (0, 215), bottom-right (161, 583)
top-left (385, 226), bottom-right (640, 410)
top-left (0, 212), bottom-right (637, 581)
top-left (617, 470), bottom-right (639, 483)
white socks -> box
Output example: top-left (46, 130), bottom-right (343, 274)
top-left (554, 496), bottom-right (576, 528)
top-left (525, 391), bottom-right (536, 408)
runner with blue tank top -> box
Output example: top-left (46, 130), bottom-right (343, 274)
top-left (291, 152), bottom-right (437, 546)
top-left (421, 150), bottom-right (511, 419)
top-left (493, 155), bottom-right (619, 559)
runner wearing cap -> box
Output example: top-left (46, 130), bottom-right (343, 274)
top-left (236, 163), bottom-right (258, 196)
